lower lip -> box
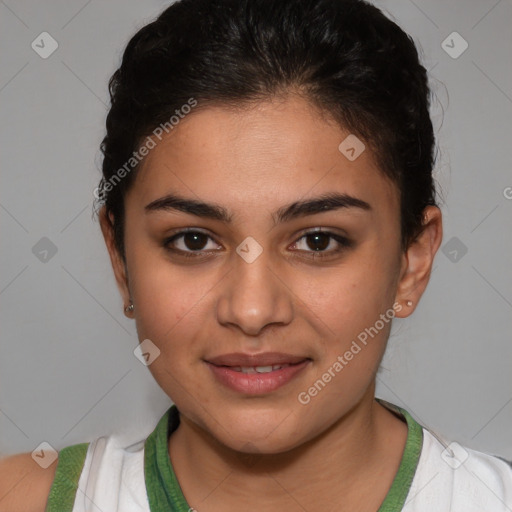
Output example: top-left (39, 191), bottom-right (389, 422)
top-left (206, 360), bottom-right (310, 394)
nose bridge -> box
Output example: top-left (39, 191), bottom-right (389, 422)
top-left (216, 237), bottom-right (293, 335)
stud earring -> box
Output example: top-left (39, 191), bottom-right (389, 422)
top-left (405, 300), bottom-right (413, 307)
top-left (125, 301), bottom-right (134, 313)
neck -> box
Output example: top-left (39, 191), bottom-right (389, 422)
top-left (168, 386), bottom-right (407, 511)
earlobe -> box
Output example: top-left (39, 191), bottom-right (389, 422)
top-left (98, 206), bottom-right (132, 312)
top-left (394, 206), bottom-right (443, 318)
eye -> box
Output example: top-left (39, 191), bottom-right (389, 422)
top-left (291, 230), bottom-right (353, 258)
top-left (163, 229), bottom-right (221, 258)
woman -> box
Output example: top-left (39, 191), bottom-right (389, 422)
top-left (1, 0), bottom-right (511, 510)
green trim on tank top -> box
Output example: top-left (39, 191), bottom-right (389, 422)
top-left (45, 442), bottom-right (90, 512)
top-left (144, 398), bottom-right (423, 512)
top-left (375, 398), bottom-right (424, 511)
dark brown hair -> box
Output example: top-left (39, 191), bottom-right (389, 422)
top-left (96, 0), bottom-right (438, 260)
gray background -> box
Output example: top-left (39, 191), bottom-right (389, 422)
top-left (1, 0), bottom-right (511, 460)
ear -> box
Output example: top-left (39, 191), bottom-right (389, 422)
top-left (394, 206), bottom-right (443, 318)
top-left (98, 206), bottom-right (133, 316)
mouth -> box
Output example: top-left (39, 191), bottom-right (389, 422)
top-left (204, 353), bottom-right (311, 394)
top-left (227, 363), bottom-right (296, 374)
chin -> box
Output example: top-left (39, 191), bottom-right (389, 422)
top-left (209, 409), bottom-right (306, 455)
top-left (224, 434), bottom-right (301, 456)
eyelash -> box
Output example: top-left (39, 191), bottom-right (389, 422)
top-left (162, 228), bottom-right (353, 260)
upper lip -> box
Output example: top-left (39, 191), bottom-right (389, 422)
top-left (205, 352), bottom-right (309, 367)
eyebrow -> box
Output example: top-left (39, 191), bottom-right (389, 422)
top-left (144, 192), bottom-right (371, 225)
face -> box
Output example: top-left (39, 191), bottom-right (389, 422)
top-left (101, 94), bottom-right (439, 454)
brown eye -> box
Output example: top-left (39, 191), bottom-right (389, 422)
top-left (163, 229), bottom-right (221, 258)
top-left (291, 230), bottom-right (353, 258)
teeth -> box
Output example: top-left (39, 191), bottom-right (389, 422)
top-left (254, 366), bottom-right (273, 373)
top-left (230, 364), bottom-right (291, 373)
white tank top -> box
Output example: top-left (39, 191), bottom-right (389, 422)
top-left (45, 399), bottom-right (512, 511)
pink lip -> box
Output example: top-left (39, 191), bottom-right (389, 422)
top-left (205, 359), bottom-right (311, 395)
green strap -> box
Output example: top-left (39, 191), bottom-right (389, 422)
top-left (145, 406), bottom-right (190, 511)
top-left (376, 399), bottom-right (424, 512)
top-left (45, 442), bottom-right (89, 512)
top-left (145, 400), bottom-right (424, 512)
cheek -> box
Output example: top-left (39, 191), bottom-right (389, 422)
top-left (133, 275), bottom-right (205, 351)
top-left (126, 242), bottom-right (188, 338)
top-left (127, 242), bottom-right (223, 363)
top-left (130, 261), bottom-right (209, 401)
top-left (303, 250), bottom-right (398, 336)
top-left (298, 244), bottom-right (400, 400)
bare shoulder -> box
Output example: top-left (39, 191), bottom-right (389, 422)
top-left (0, 452), bottom-right (58, 512)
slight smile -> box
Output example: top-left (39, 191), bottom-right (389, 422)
top-left (204, 352), bottom-right (312, 394)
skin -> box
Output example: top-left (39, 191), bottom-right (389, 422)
top-left (100, 93), bottom-right (442, 512)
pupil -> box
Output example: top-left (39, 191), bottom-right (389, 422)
top-left (307, 233), bottom-right (329, 251)
top-left (185, 233), bottom-right (206, 250)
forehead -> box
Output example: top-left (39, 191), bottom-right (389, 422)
top-left (128, 95), bottom-right (398, 218)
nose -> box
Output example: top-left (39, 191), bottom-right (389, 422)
top-left (216, 242), bottom-right (294, 337)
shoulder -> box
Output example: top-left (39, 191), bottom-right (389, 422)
top-left (0, 451), bottom-right (58, 512)
top-left (45, 434), bottom-right (149, 512)
top-left (0, 422), bottom-right (155, 512)
top-left (405, 427), bottom-right (512, 511)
